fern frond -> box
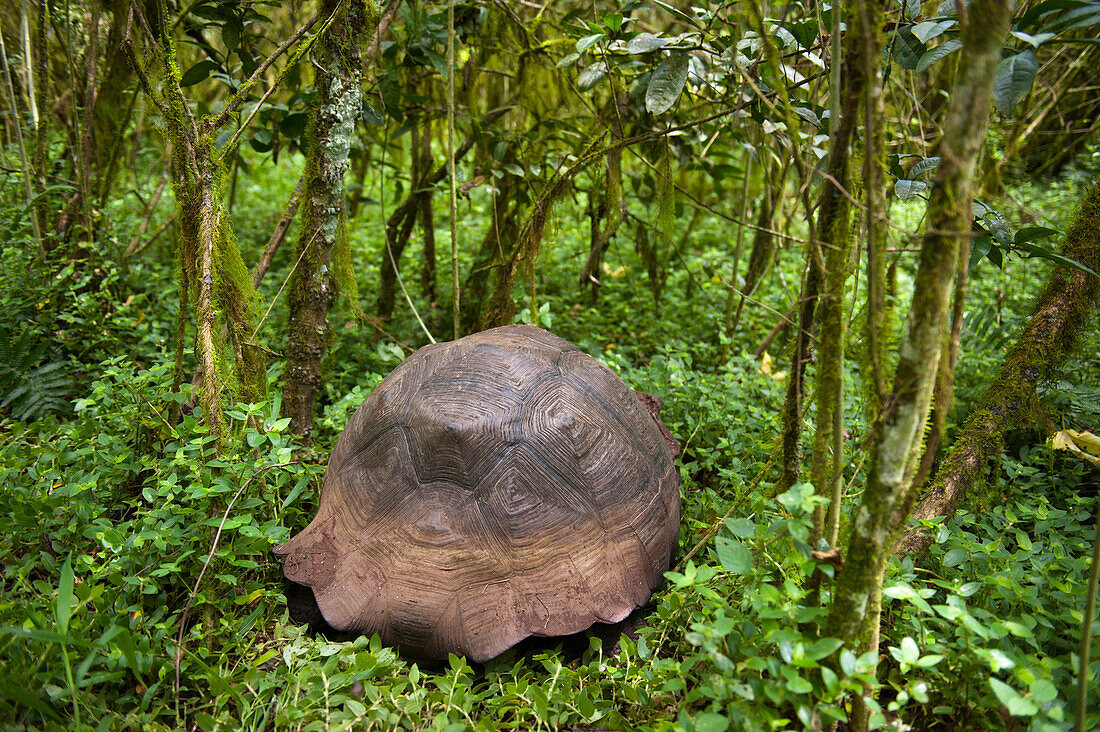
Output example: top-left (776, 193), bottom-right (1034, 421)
top-left (0, 327), bottom-right (72, 422)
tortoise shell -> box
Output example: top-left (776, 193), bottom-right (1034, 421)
top-left (273, 324), bottom-right (680, 661)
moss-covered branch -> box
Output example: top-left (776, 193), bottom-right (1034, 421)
top-left (899, 179), bottom-right (1100, 558)
top-left (826, 0), bottom-right (1012, 685)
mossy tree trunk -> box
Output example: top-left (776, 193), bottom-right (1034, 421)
top-left (417, 117), bottom-right (437, 313)
top-left (580, 100), bottom-right (625, 304)
top-left (282, 0), bottom-right (375, 441)
top-left (809, 0), bottom-right (886, 545)
top-left (862, 0), bottom-right (892, 426)
top-left (826, 3), bottom-right (1012, 725)
top-left (899, 179), bottom-right (1100, 558)
top-left (129, 15), bottom-right (268, 439)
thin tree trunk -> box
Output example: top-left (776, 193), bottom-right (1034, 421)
top-left (863, 0), bottom-right (890, 424)
top-left (376, 108), bottom-right (508, 322)
top-left (419, 120), bottom-right (437, 308)
top-left (777, 247), bottom-right (822, 492)
top-left (809, 0), bottom-right (879, 542)
top-left (129, 2), bottom-right (268, 439)
top-left (719, 154), bottom-right (754, 363)
top-left (282, 0), bottom-right (373, 441)
top-left (912, 243), bottom-right (968, 490)
top-left (580, 102), bottom-right (625, 302)
top-left (252, 175), bottom-right (304, 287)
top-left (898, 179), bottom-right (1100, 559)
top-left (826, 5), bottom-right (1012, 723)
top-left (93, 0), bottom-right (137, 207)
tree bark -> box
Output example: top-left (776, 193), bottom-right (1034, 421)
top-left (282, 0), bottom-right (373, 441)
top-left (826, 0), bottom-right (1013, 713)
top-left (898, 179), bottom-right (1100, 559)
top-left (809, 0), bottom-right (880, 542)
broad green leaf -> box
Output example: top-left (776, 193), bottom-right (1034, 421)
top-left (892, 25), bottom-right (927, 69)
top-left (1014, 225), bottom-right (1061, 244)
top-left (723, 517), bottom-right (756, 538)
top-left (57, 557), bottom-right (74, 636)
top-left (1011, 30), bottom-right (1056, 47)
top-left (1029, 678), bottom-right (1057, 703)
top-left (221, 21), bottom-right (241, 52)
top-left (899, 637), bottom-right (920, 664)
top-left (281, 112), bottom-right (309, 137)
top-left (912, 20), bottom-right (955, 42)
top-left (651, 0), bottom-right (704, 29)
top-left (179, 60), bottom-right (221, 87)
top-left (556, 52), bottom-right (580, 68)
top-left (785, 671), bottom-right (813, 694)
top-left (784, 20), bottom-right (818, 49)
top-left (576, 33), bottom-right (605, 53)
top-left (1015, 241), bottom-right (1099, 276)
top-left (989, 678), bottom-right (1039, 716)
top-left (715, 535), bottom-right (753, 574)
top-left (794, 106), bottom-right (820, 126)
top-left (646, 52), bottom-right (690, 114)
top-left (916, 39), bottom-right (963, 72)
top-left (694, 712), bottom-right (729, 732)
top-left (628, 33), bottom-right (666, 54)
top-left (909, 156), bottom-right (942, 178)
top-left (576, 62), bottom-right (606, 91)
top-left (361, 99), bottom-right (385, 126)
top-left (895, 179), bottom-right (929, 199)
top-left (807, 637), bottom-right (844, 660)
top-left (943, 547), bottom-right (968, 566)
top-left (994, 50), bottom-right (1038, 115)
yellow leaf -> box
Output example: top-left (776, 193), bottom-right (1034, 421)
top-left (1069, 429), bottom-right (1100, 455)
top-left (1050, 430), bottom-right (1075, 452)
top-left (602, 262), bottom-right (628, 278)
top-left (1050, 429), bottom-right (1100, 465)
top-left (758, 352), bottom-right (788, 381)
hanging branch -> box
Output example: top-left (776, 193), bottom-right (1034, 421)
top-left (0, 23), bottom-right (43, 245)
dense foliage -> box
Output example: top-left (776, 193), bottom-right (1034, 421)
top-left (1, 0), bottom-right (1098, 729)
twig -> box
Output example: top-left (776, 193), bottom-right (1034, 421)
top-left (206, 12), bottom-right (322, 133)
top-left (125, 169), bottom-right (170, 256)
top-left (251, 229), bottom-right (321, 342)
top-left (127, 215), bottom-right (175, 257)
top-left (366, 0), bottom-right (403, 59)
top-left (753, 301), bottom-right (800, 358)
top-left (674, 446), bottom-right (781, 571)
top-left (252, 175), bottom-right (304, 287)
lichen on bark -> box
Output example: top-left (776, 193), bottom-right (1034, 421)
top-left (282, 0), bottom-right (378, 441)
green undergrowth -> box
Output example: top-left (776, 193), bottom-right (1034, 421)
top-left (1, 351), bottom-right (1097, 731)
top-left (2, 140), bottom-right (1098, 730)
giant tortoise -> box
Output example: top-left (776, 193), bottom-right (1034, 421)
top-left (274, 324), bottom-right (680, 661)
